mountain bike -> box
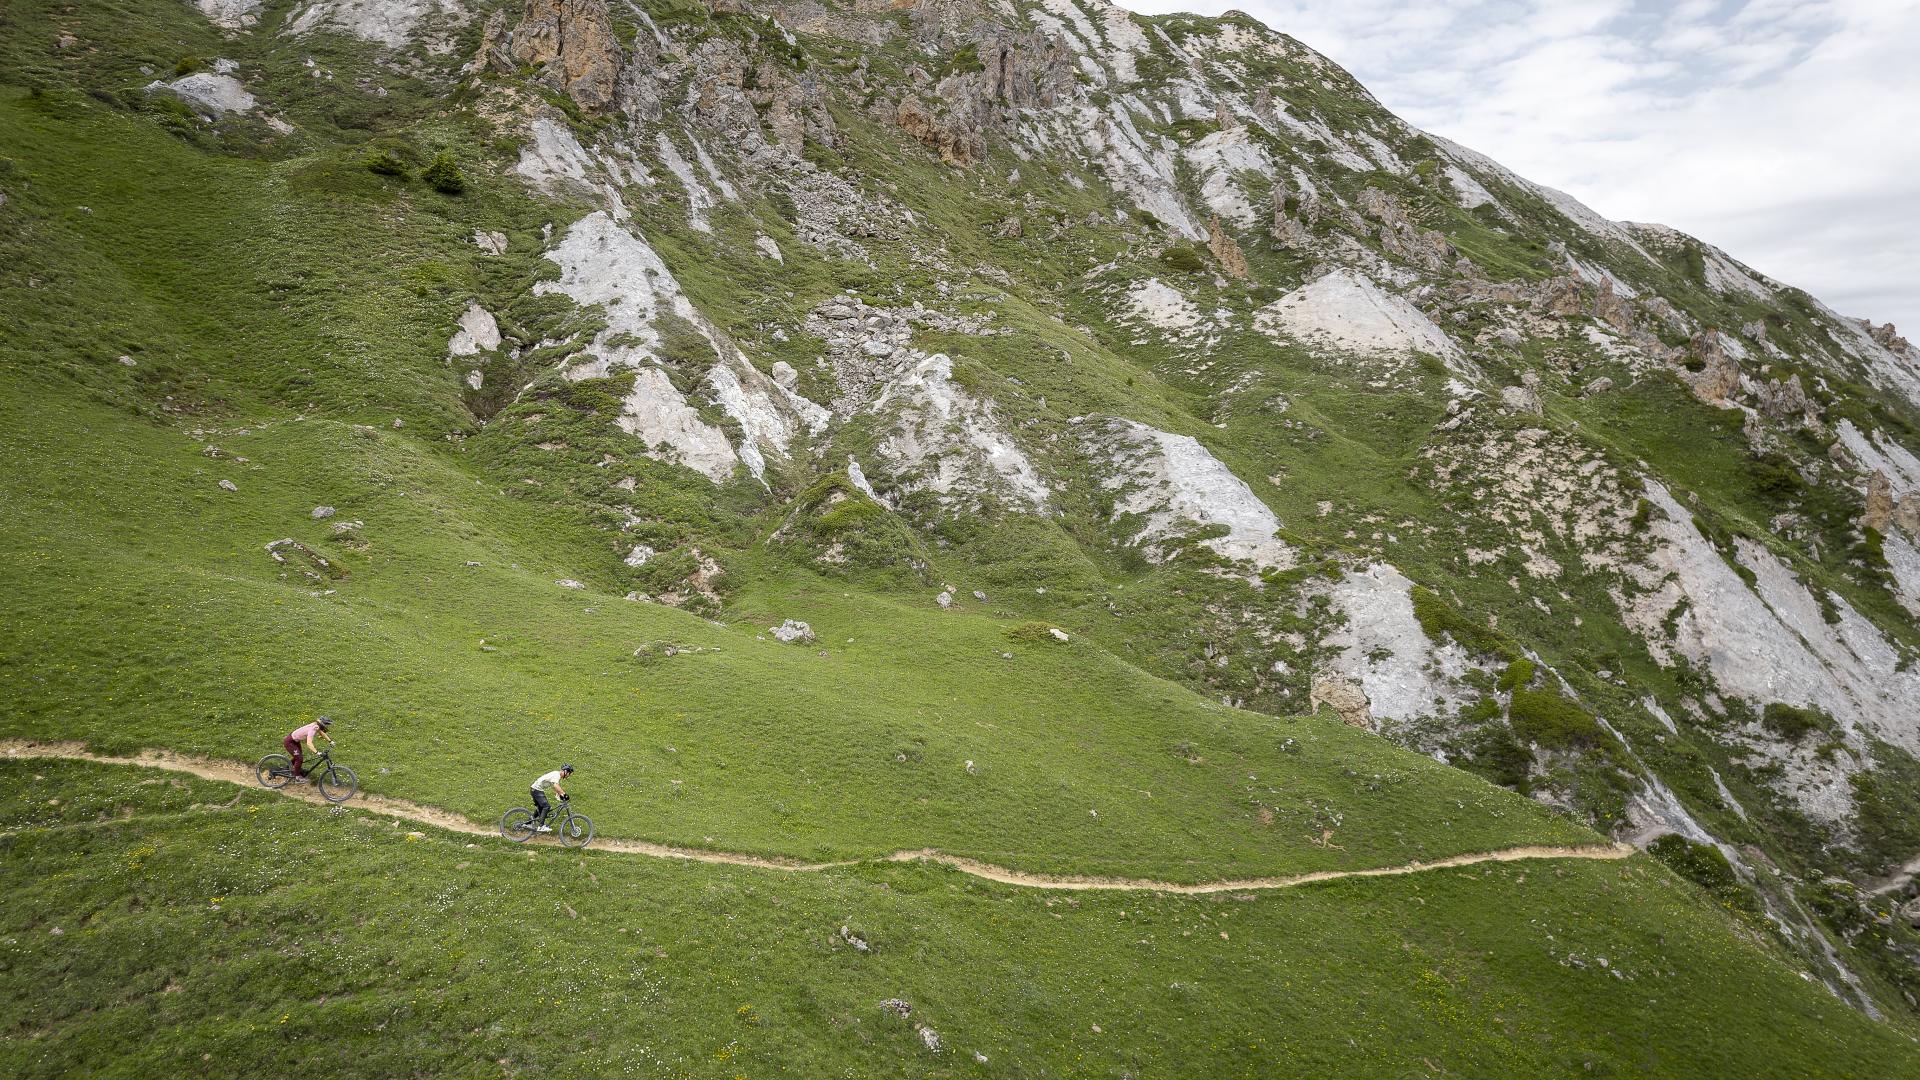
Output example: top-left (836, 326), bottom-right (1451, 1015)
top-left (255, 747), bottom-right (359, 803)
top-left (500, 796), bottom-right (594, 848)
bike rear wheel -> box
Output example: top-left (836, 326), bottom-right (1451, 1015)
top-left (556, 811), bottom-right (594, 849)
top-left (500, 808), bottom-right (536, 843)
top-left (318, 764), bottom-right (358, 803)
top-left (256, 754), bottom-right (292, 789)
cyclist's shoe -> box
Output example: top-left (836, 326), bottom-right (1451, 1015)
top-left (535, 825), bottom-right (553, 833)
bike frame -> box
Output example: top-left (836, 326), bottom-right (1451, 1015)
top-left (277, 747), bottom-right (338, 780)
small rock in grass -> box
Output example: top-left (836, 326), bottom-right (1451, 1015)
top-left (972, 590), bottom-right (987, 601)
top-left (557, 579), bottom-right (587, 590)
top-left (1048, 628), bottom-right (1069, 643)
top-left (936, 591), bottom-right (953, 608)
top-left (771, 619), bottom-right (816, 644)
top-left (218, 479), bottom-right (238, 492)
top-left (974, 1052), bottom-right (989, 1064)
top-left (879, 999), bottom-right (911, 1018)
top-left (917, 1025), bottom-right (941, 1052)
top-left (118, 355), bottom-right (137, 367)
top-left (311, 506), bottom-right (336, 519)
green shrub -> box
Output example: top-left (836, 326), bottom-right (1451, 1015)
top-left (1855, 527), bottom-right (1888, 569)
top-left (1497, 659), bottom-right (1535, 692)
top-left (1649, 834), bottom-right (1755, 912)
top-left (173, 56), bottom-right (206, 77)
top-left (1465, 725), bottom-right (1532, 794)
top-left (421, 152), bottom-right (467, 195)
top-left (1409, 585), bottom-right (1515, 659)
top-left (364, 151), bottom-right (410, 179)
top-left (1005, 622), bottom-right (1064, 644)
top-left (1160, 244), bottom-right (1206, 273)
top-left (1751, 453), bottom-right (1804, 502)
top-left (1760, 702), bottom-right (1836, 742)
top-left (1508, 689), bottom-right (1608, 749)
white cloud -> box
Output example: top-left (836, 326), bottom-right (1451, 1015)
top-left (1121, 0), bottom-right (1920, 332)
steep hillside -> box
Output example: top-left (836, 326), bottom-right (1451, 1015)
top-left (3, 0), bottom-right (1920, 1066)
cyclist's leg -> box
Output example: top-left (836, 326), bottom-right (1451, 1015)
top-left (531, 789), bottom-right (551, 825)
top-left (284, 736), bottom-right (304, 778)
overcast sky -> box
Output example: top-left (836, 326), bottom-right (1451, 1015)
top-left (1124, 0), bottom-right (1920, 331)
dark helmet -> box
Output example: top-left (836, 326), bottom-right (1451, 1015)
top-left (317, 715), bottom-right (333, 729)
top-left (561, 764), bottom-right (574, 774)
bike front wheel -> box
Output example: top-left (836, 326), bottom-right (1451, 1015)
top-left (556, 812), bottom-right (594, 849)
top-left (317, 764), bottom-right (358, 803)
top-left (256, 754), bottom-right (291, 789)
top-left (500, 808), bottom-right (536, 843)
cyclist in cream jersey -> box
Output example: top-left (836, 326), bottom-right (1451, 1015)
top-left (530, 764), bottom-right (572, 832)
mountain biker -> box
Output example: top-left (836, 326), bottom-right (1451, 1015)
top-left (285, 716), bottom-right (334, 782)
top-left (530, 765), bottom-right (573, 832)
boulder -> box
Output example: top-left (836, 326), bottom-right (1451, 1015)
top-left (1755, 374), bottom-right (1817, 423)
top-left (1310, 675), bottom-right (1373, 729)
top-left (1895, 495), bottom-right (1920, 536)
top-left (1864, 471), bottom-right (1894, 533)
top-left (1682, 331), bottom-right (1741, 405)
top-left (771, 619), bottom-right (816, 644)
top-left (1500, 384), bottom-right (1544, 415)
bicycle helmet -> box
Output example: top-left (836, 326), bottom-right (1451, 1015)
top-left (317, 715), bottom-right (333, 729)
top-left (561, 764), bottom-right (574, 774)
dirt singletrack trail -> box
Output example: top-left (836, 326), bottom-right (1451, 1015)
top-left (3, 740), bottom-right (1636, 893)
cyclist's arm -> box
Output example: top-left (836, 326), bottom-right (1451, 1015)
top-left (555, 783), bottom-right (567, 799)
top-left (306, 734), bottom-right (321, 754)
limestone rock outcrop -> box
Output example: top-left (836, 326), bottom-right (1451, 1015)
top-left (1682, 331), bottom-right (1742, 405)
top-left (1310, 675), bottom-right (1373, 730)
top-left (1208, 216), bottom-right (1249, 279)
top-left (894, 29), bottom-right (1075, 167)
top-left (1865, 470), bottom-right (1894, 533)
top-left (500, 0), bottom-right (623, 114)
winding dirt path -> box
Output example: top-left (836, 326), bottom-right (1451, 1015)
top-left (3, 740), bottom-right (1634, 894)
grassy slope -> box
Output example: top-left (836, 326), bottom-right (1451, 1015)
top-left (6, 759), bottom-right (1917, 1080)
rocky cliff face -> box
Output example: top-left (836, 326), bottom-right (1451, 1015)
top-left (76, 0), bottom-right (1920, 1016)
